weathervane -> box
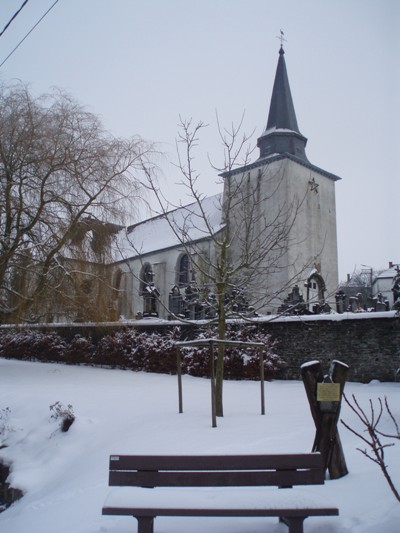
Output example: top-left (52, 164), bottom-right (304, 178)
top-left (276, 29), bottom-right (287, 47)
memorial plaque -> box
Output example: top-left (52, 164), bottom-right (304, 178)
top-left (317, 382), bottom-right (341, 402)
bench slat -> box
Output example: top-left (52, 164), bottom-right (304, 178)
top-left (109, 469), bottom-right (325, 487)
top-left (109, 453), bottom-right (323, 472)
top-left (102, 485), bottom-right (339, 516)
top-left (103, 506), bottom-right (338, 518)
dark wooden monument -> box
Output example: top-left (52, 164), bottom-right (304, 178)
top-left (301, 359), bottom-right (349, 479)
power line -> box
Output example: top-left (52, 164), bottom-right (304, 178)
top-left (0, 0), bottom-right (61, 69)
top-left (0, 0), bottom-right (30, 38)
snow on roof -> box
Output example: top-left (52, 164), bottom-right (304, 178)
top-left (376, 266), bottom-right (400, 279)
top-left (115, 193), bottom-right (224, 261)
top-left (262, 126), bottom-right (299, 135)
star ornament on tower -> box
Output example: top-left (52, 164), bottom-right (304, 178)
top-left (309, 177), bottom-right (319, 193)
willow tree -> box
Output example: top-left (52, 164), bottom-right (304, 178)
top-left (0, 82), bottom-right (152, 323)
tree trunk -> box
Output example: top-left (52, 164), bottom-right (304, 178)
top-left (215, 293), bottom-right (226, 417)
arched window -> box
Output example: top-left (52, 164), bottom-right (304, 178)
top-left (111, 269), bottom-right (122, 301)
top-left (140, 263), bottom-right (154, 294)
top-left (177, 254), bottom-right (190, 286)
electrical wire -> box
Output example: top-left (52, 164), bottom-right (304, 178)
top-left (0, 0), bottom-right (30, 38)
top-left (0, 0), bottom-right (61, 69)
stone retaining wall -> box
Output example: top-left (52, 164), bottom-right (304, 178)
top-left (257, 313), bottom-right (399, 382)
top-left (1, 312), bottom-right (398, 383)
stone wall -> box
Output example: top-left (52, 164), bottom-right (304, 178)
top-left (1, 312), bottom-right (398, 383)
top-left (257, 312), bottom-right (399, 382)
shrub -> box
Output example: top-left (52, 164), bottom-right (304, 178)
top-left (64, 335), bottom-right (95, 365)
top-left (92, 330), bottom-right (134, 368)
top-left (0, 330), bottom-right (38, 360)
top-left (132, 327), bottom-right (180, 374)
top-left (50, 401), bottom-right (75, 432)
top-left (0, 330), bottom-right (66, 362)
top-left (31, 332), bottom-right (67, 363)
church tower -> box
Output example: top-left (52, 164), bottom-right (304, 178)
top-left (223, 45), bottom-right (341, 313)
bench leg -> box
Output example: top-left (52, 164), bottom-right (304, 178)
top-left (280, 516), bottom-right (306, 533)
top-left (135, 516), bottom-right (155, 533)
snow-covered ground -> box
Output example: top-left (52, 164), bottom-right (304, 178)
top-left (0, 358), bottom-right (399, 532)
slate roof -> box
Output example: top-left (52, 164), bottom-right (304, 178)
top-left (265, 47), bottom-right (301, 133)
top-left (116, 193), bottom-right (224, 261)
top-left (257, 46), bottom-right (309, 162)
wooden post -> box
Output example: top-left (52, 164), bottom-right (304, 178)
top-left (259, 348), bottom-right (265, 415)
top-left (301, 361), bottom-right (323, 451)
top-left (136, 516), bottom-right (155, 533)
top-left (210, 341), bottom-right (217, 428)
top-left (327, 360), bottom-right (349, 479)
top-left (301, 359), bottom-right (349, 479)
top-left (176, 346), bottom-right (183, 414)
top-left (175, 338), bottom-right (264, 428)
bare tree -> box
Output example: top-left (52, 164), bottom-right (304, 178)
top-left (0, 81), bottom-right (152, 323)
top-left (143, 117), bottom-right (313, 416)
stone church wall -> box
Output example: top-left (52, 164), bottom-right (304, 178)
top-left (283, 159), bottom-right (339, 301)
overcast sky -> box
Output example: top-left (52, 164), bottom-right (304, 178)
top-left (0, 0), bottom-right (398, 281)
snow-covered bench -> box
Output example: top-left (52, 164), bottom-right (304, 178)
top-left (102, 453), bottom-right (338, 533)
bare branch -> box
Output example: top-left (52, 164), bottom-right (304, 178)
top-left (341, 394), bottom-right (400, 502)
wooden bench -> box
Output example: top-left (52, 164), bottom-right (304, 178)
top-left (102, 453), bottom-right (338, 533)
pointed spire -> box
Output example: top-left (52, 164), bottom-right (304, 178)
top-left (257, 46), bottom-right (308, 161)
top-left (266, 46), bottom-right (300, 132)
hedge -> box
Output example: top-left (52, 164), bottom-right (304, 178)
top-left (0, 325), bottom-right (283, 380)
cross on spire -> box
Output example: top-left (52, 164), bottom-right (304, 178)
top-left (276, 30), bottom-right (287, 47)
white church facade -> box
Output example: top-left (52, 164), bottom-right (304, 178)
top-left (112, 46), bottom-right (341, 321)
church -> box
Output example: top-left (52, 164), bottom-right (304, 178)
top-left (112, 46), bottom-right (341, 321)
